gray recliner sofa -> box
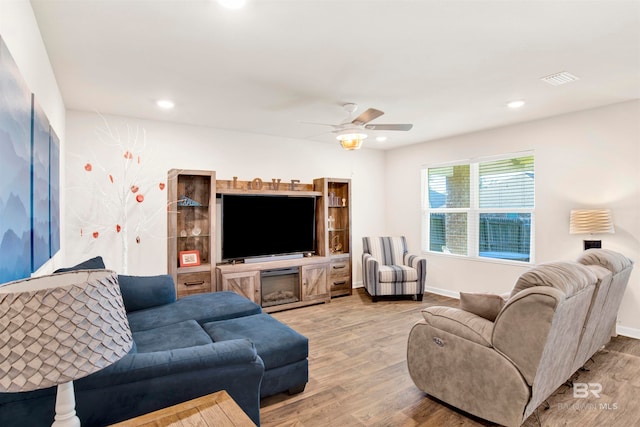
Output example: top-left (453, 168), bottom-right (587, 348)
top-left (407, 249), bottom-right (633, 426)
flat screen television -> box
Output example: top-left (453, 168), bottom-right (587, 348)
top-left (221, 194), bottom-right (316, 261)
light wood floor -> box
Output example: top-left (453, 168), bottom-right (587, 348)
top-left (260, 288), bottom-right (640, 427)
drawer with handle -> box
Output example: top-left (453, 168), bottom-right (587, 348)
top-left (329, 260), bottom-right (350, 277)
top-left (329, 260), bottom-right (351, 291)
top-left (176, 271), bottom-right (212, 297)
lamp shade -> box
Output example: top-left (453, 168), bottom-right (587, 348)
top-left (0, 270), bottom-right (132, 393)
top-left (569, 209), bottom-right (615, 235)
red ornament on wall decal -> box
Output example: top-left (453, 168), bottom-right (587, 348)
top-left (109, 174), bottom-right (114, 183)
top-left (92, 231), bottom-right (99, 238)
top-left (123, 151), bottom-right (133, 159)
top-left (130, 185), bottom-right (139, 193)
top-left (116, 224), bottom-right (121, 233)
top-left (136, 236), bottom-right (141, 244)
top-left (159, 182), bottom-right (165, 190)
top-left (136, 194), bottom-right (144, 203)
top-left (84, 163), bottom-right (92, 171)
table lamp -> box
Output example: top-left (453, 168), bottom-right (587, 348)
top-left (569, 208), bottom-right (615, 250)
top-left (0, 269), bottom-right (133, 427)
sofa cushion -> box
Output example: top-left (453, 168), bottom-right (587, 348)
top-left (459, 292), bottom-right (507, 322)
top-left (203, 313), bottom-right (308, 370)
top-left (578, 248), bottom-right (633, 273)
top-left (54, 256), bottom-right (105, 273)
top-left (510, 261), bottom-right (597, 299)
top-left (119, 274), bottom-right (176, 312)
top-left (378, 265), bottom-right (418, 283)
top-left (127, 291), bottom-right (262, 332)
top-left (132, 320), bottom-right (212, 353)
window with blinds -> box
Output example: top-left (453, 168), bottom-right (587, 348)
top-left (422, 152), bottom-right (534, 263)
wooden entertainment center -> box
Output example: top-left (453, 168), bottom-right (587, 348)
top-left (167, 170), bottom-right (352, 312)
top-left (216, 256), bottom-right (330, 313)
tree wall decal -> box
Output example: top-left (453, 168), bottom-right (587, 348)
top-left (68, 116), bottom-right (178, 274)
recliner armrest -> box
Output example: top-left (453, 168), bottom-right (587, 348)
top-left (421, 306), bottom-right (494, 347)
top-left (492, 286), bottom-right (566, 385)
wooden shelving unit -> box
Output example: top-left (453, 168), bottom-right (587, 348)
top-left (314, 178), bottom-right (352, 297)
top-left (167, 173), bottom-right (351, 304)
top-left (167, 169), bottom-right (216, 298)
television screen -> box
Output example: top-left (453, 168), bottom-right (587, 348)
top-left (221, 194), bottom-right (316, 261)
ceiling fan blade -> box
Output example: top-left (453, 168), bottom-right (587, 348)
top-left (351, 108), bottom-right (384, 125)
top-left (364, 123), bottom-right (413, 131)
top-left (298, 120), bottom-right (340, 129)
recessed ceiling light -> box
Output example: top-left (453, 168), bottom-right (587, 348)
top-left (376, 136), bottom-right (387, 142)
top-left (218, 0), bottom-right (246, 9)
top-left (156, 99), bottom-right (175, 109)
top-left (507, 100), bottom-right (525, 109)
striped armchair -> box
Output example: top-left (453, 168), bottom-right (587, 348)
top-left (362, 236), bottom-right (427, 302)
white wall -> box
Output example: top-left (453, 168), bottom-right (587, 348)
top-left (64, 111), bottom-right (386, 278)
top-left (9, 0), bottom-right (637, 334)
top-left (385, 100), bottom-right (640, 335)
top-left (0, 0), bottom-right (67, 272)
top-left (64, 102), bottom-right (640, 336)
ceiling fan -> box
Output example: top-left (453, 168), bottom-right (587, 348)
top-left (305, 103), bottom-right (413, 150)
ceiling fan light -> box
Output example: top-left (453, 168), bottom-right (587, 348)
top-left (337, 132), bottom-right (367, 150)
top-left (340, 139), bottom-right (363, 150)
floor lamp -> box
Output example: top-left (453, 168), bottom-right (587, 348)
top-left (0, 269), bottom-right (132, 427)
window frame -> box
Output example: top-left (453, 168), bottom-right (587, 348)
top-left (421, 151), bottom-right (535, 265)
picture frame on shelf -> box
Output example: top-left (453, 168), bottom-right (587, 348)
top-left (179, 250), bottom-right (201, 267)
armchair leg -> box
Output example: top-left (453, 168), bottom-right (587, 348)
top-left (415, 294), bottom-right (424, 302)
top-left (371, 296), bottom-right (379, 303)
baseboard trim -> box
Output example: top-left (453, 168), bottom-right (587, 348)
top-left (355, 283), bottom-right (460, 298)
top-left (425, 286), bottom-right (460, 299)
top-left (616, 325), bottom-right (640, 339)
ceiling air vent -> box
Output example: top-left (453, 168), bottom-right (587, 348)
top-left (541, 71), bottom-right (580, 86)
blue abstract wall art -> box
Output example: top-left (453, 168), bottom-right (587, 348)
top-left (0, 36), bottom-right (32, 283)
top-left (31, 95), bottom-right (51, 272)
top-left (0, 36), bottom-right (60, 284)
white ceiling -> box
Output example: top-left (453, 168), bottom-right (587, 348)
top-left (31, 0), bottom-right (640, 150)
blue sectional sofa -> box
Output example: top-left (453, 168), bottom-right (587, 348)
top-left (0, 257), bottom-right (309, 426)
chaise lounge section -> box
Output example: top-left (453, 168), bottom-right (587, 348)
top-left (0, 257), bottom-right (309, 426)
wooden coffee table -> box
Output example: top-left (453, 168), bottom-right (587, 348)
top-left (110, 390), bottom-right (256, 426)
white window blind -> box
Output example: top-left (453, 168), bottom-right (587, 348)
top-left (422, 153), bottom-right (534, 263)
